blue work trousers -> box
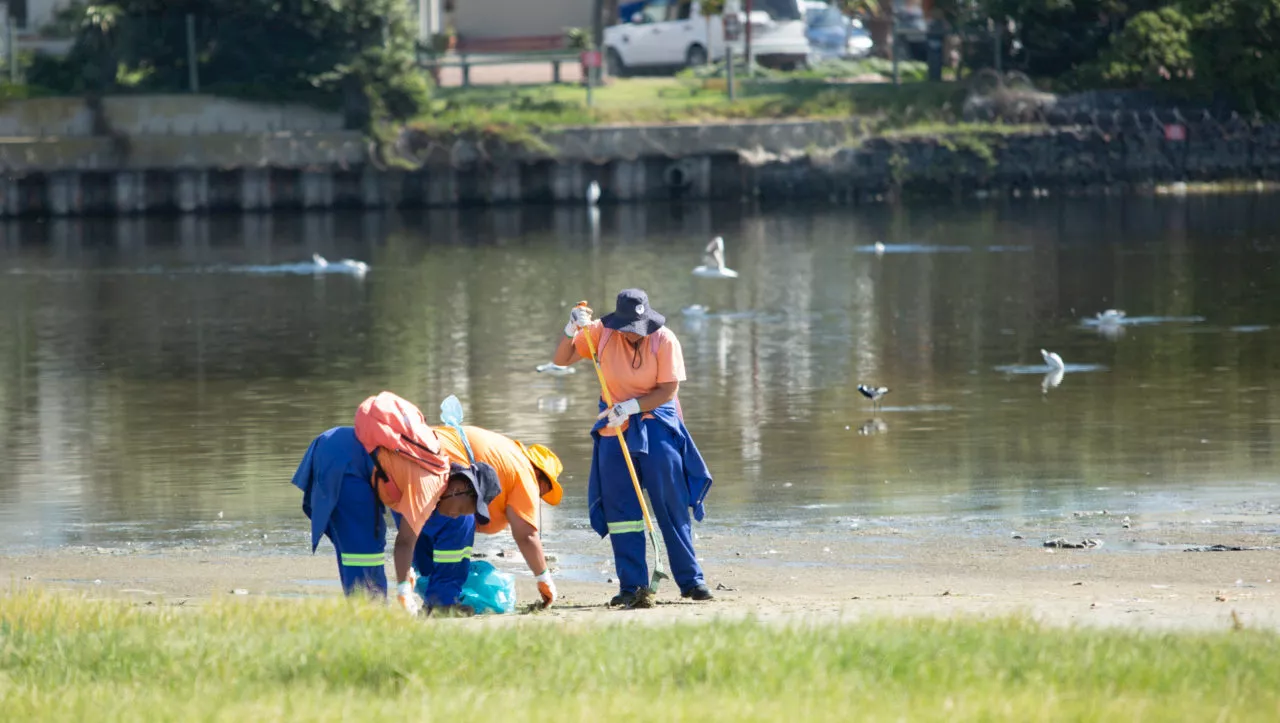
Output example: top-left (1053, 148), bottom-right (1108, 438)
top-left (411, 512), bottom-right (476, 607)
top-left (599, 420), bottom-right (703, 595)
top-left (324, 475), bottom-right (388, 596)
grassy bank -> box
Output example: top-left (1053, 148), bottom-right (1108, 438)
top-left (419, 71), bottom-right (973, 143)
top-left (1, 592), bottom-right (1277, 721)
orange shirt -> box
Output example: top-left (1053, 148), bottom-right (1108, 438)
top-left (571, 320), bottom-right (686, 436)
top-left (433, 425), bottom-right (541, 535)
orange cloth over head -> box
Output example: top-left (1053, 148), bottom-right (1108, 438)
top-left (376, 447), bottom-right (448, 535)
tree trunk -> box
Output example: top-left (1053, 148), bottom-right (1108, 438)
top-left (866, 16), bottom-right (892, 60)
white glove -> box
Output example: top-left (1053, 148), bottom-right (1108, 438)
top-left (564, 303), bottom-right (593, 338)
top-left (396, 581), bottom-right (421, 616)
top-left (535, 570), bottom-right (557, 608)
top-left (597, 398), bottom-right (640, 428)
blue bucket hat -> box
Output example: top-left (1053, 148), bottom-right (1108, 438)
top-left (601, 288), bottom-right (665, 336)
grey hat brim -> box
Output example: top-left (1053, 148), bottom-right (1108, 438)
top-left (448, 461), bottom-right (501, 526)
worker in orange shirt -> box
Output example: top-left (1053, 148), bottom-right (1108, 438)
top-left (410, 425), bottom-right (565, 615)
top-left (552, 289), bottom-right (714, 608)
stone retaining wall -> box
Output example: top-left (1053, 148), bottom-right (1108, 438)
top-left (0, 116), bottom-right (1278, 216)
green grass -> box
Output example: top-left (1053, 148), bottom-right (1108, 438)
top-left (1, 592), bottom-right (1278, 721)
top-left (416, 74), bottom-right (974, 146)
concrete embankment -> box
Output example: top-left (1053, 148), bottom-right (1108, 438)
top-left (0, 95), bottom-right (1276, 216)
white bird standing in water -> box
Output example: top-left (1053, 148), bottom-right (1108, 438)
top-left (1041, 348), bottom-right (1066, 371)
top-left (311, 253), bottom-right (329, 269)
top-left (1096, 309), bottom-right (1126, 323)
top-left (535, 363), bottom-right (576, 377)
top-left (857, 384), bottom-right (890, 411)
top-left (874, 241), bottom-right (886, 255)
top-left (586, 181), bottom-right (601, 206)
top-left (692, 236), bottom-right (739, 278)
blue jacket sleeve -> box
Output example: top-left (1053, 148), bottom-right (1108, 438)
top-left (586, 401), bottom-right (713, 537)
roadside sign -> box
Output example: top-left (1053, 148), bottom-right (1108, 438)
top-left (581, 50), bottom-right (602, 69)
top-left (724, 16), bottom-right (742, 41)
top-left (1164, 124), bottom-right (1187, 142)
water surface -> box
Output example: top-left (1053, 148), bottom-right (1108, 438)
top-left (3, 197), bottom-right (1280, 572)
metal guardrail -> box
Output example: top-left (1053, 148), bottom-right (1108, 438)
top-left (418, 50), bottom-right (582, 87)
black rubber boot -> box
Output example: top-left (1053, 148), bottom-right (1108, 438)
top-left (609, 591), bottom-right (638, 607)
top-left (426, 603), bottom-right (476, 618)
top-left (681, 584), bottom-right (714, 601)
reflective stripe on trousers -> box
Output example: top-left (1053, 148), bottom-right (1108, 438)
top-left (340, 552), bottom-right (384, 567)
top-left (607, 520), bottom-right (646, 535)
top-left (432, 546), bottom-right (473, 564)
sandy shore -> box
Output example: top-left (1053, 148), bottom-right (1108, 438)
top-left (5, 511), bottom-right (1278, 632)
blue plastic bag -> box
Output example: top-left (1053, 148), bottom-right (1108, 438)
top-left (457, 560), bottom-right (517, 615)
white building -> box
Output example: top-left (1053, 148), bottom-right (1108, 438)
top-left (7, 0), bottom-right (71, 30)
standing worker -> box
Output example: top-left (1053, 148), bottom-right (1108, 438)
top-left (551, 289), bottom-right (715, 607)
top-left (290, 391), bottom-right (501, 612)
top-left (411, 425), bottom-right (566, 615)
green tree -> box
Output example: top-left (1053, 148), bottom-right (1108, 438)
top-left (1086, 6), bottom-right (1194, 87)
top-left (980, 0), bottom-right (1162, 77)
top-left (1186, 0), bottom-right (1280, 114)
top-left (29, 0), bottom-right (430, 127)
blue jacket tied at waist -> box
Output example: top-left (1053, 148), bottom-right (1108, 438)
top-left (588, 401), bottom-right (713, 538)
top-left (291, 426), bottom-right (375, 552)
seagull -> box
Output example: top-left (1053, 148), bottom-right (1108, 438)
top-left (336, 259), bottom-right (370, 275)
top-left (1041, 348), bottom-right (1065, 371)
top-left (535, 363), bottom-right (576, 377)
top-left (1096, 309), bottom-right (1126, 323)
top-left (311, 253), bottom-right (329, 269)
top-left (586, 181), bottom-right (601, 206)
top-left (682, 304), bottom-right (710, 317)
top-left (857, 384), bottom-right (890, 411)
top-left (874, 241), bottom-right (886, 255)
top-left (692, 236), bottom-right (739, 279)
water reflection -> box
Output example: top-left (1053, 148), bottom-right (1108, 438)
top-left (3, 195), bottom-right (1280, 550)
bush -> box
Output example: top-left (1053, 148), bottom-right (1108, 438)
top-left (26, 0), bottom-right (431, 127)
top-left (1083, 7), bottom-right (1195, 88)
top-left (1187, 0), bottom-right (1280, 114)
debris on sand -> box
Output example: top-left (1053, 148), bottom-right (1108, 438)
top-left (627, 590), bottom-right (656, 610)
top-left (1183, 544), bottom-right (1273, 552)
top-left (1044, 538), bottom-right (1104, 549)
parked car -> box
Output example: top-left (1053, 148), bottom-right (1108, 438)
top-left (604, 0), bottom-right (811, 76)
top-left (803, 2), bottom-right (873, 62)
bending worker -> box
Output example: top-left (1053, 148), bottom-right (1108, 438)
top-left (412, 426), bottom-right (566, 613)
top-left (290, 391), bottom-right (501, 612)
top-left (552, 289), bottom-right (714, 607)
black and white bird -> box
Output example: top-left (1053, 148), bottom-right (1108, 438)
top-left (857, 384), bottom-right (890, 410)
top-left (692, 236), bottom-right (739, 279)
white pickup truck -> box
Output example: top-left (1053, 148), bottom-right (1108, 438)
top-left (604, 0), bottom-right (811, 76)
